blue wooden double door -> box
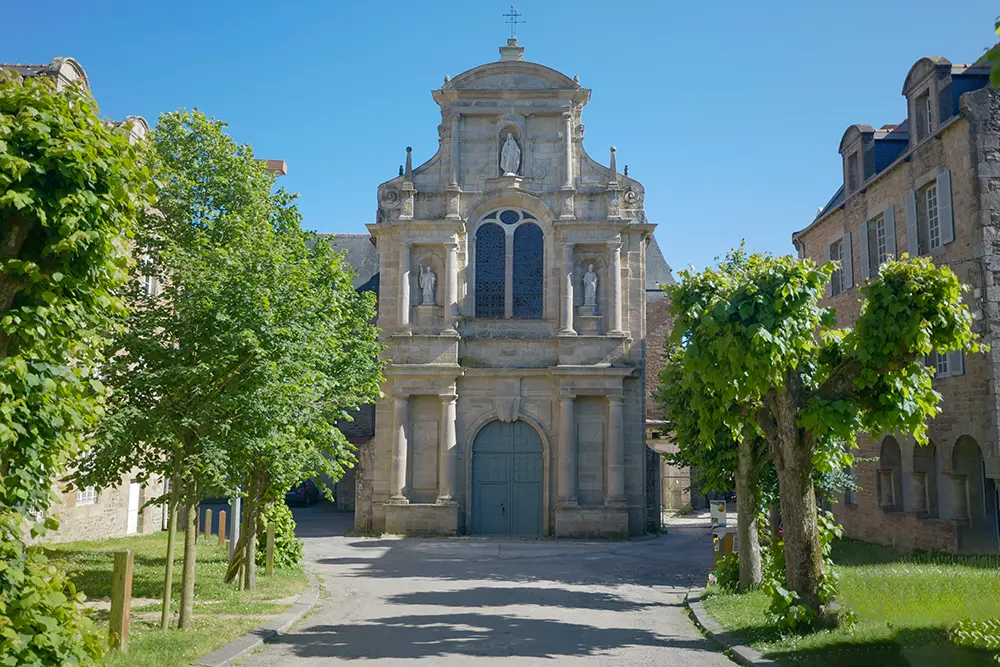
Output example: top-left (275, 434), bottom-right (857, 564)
top-left (471, 420), bottom-right (543, 535)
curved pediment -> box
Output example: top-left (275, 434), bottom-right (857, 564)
top-left (445, 61), bottom-right (579, 92)
top-left (838, 124), bottom-right (875, 154)
top-left (902, 56), bottom-right (951, 95)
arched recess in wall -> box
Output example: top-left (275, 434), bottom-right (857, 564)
top-left (912, 442), bottom-right (939, 517)
top-left (878, 436), bottom-right (904, 512)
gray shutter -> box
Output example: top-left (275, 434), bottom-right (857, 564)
top-left (859, 222), bottom-right (870, 280)
top-left (905, 191), bottom-right (919, 257)
top-left (824, 243), bottom-right (832, 297)
top-left (884, 205), bottom-right (896, 259)
top-left (937, 170), bottom-right (955, 245)
top-left (842, 231), bottom-right (854, 289)
top-left (947, 350), bottom-right (964, 377)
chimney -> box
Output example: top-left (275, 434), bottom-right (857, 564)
top-left (264, 160), bottom-right (287, 176)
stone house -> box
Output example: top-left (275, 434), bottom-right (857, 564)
top-left (792, 55), bottom-right (1000, 553)
top-left (346, 39), bottom-right (672, 538)
top-left (1, 57), bottom-right (166, 543)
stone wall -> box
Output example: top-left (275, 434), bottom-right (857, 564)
top-left (42, 473), bottom-right (165, 544)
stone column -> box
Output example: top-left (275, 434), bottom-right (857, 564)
top-left (608, 242), bottom-right (624, 335)
top-left (562, 112), bottom-right (574, 190)
top-left (605, 394), bottom-right (626, 505)
top-left (560, 243), bottom-right (576, 335)
top-left (949, 474), bottom-right (969, 521)
top-left (399, 243), bottom-right (412, 329)
top-left (444, 241), bottom-right (459, 332)
top-left (449, 113), bottom-right (460, 187)
top-left (909, 472), bottom-right (928, 513)
top-left (557, 395), bottom-right (577, 504)
top-left (389, 396), bottom-right (409, 503)
top-left (437, 393), bottom-right (458, 503)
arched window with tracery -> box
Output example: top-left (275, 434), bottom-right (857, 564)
top-left (513, 222), bottom-right (543, 319)
top-left (474, 209), bottom-right (544, 320)
top-left (475, 222), bottom-right (505, 318)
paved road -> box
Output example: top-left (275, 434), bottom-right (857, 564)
top-left (240, 503), bottom-right (733, 666)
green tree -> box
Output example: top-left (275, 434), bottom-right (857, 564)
top-left (0, 70), bottom-right (152, 662)
top-left (75, 110), bottom-right (382, 628)
top-left (664, 247), bottom-right (978, 621)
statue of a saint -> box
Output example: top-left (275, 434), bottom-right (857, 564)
top-left (419, 265), bottom-right (436, 306)
top-left (583, 264), bottom-right (598, 307)
top-left (500, 132), bottom-right (521, 176)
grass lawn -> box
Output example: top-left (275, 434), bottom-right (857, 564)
top-left (702, 538), bottom-right (1000, 667)
top-left (45, 531), bottom-right (308, 667)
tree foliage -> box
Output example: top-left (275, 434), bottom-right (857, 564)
top-left (663, 246), bottom-right (979, 622)
top-left (0, 71), bottom-right (152, 662)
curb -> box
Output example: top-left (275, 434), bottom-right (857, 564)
top-left (192, 571), bottom-right (321, 667)
top-left (684, 587), bottom-right (781, 667)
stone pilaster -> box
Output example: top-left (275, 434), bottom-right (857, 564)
top-left (608, 242), bottom-right (624, 335)
top-left (558, 395), bottom-right (577, 504)
top-left (560, 243), bottom-right (576, 335)
top-left (389, 396), bottom-right (409, 503)
top-left (444, 240), bottom-right (459, 333)
top-left (605, 394), bottom-right (626, 505)
top-left (437, 393), bottom-right (458, 503)
top-left (399, 243), bottom-right (412, 329)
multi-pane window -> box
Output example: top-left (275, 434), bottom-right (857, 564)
top-left (142, 274), bottom-right (159, 297)
top-left (865, 213), bottom-right (888, 276)
top-left (474, 209), bottom-right (544, 319)
top-left (76, 486), bottom-right (98, 506)
top-left (474, 223), bottom-right (505, 318)
top-left (512, 223), bottom-right (543, 319)
top-left (925, 184), bottom-right (940, 250)
top-left (927, 350), bottom-right (964, 378)
top-left (829, 239), bottom-right (844, 296)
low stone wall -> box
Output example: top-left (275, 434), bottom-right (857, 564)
top-left (835, 503), bottom-right (957, 552)
top-left (554, 505), bottom-right (629, 538)
top-left (384, 502), bottom-right (459, 536)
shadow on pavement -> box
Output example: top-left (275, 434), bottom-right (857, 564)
top-left (291, 501), bottom-right (354, 538)
top-left (266, 613), bottom-right (719, 660)
top-left (386, 587), bottom-right (671, 612)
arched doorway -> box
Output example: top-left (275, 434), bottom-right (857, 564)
top-left (471, 420), bottom-right (543, 535)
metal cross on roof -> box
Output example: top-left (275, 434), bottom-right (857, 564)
top-left (503, 5), bottom-right (524, 39)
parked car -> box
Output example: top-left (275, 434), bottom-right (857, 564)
top-left (285, 479), bottom-right (320, 506)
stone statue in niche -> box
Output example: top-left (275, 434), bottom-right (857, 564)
top-left (500, 132), bottom-right (521, 176)
top-left (419, 265), bottom-right (436, 305)
top-left (583, 264), bottom-right (599, 307)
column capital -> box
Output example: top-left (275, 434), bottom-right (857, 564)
top-left (443, 240), bottom-right (459, 249)
top-left (607, 394), bottom-right (625, 405)
top-left (562, 242), bottom-right (576, 252)
top-left (559, 394), bottom-right (576, 404)
top-left (561, 111), bottom-right (573, 120)
top-left (401, 241), bottom-right (413, 249)
top-left (439, 393), bottom-right (458, 402)
top-left (394, 394), bottom-right (410, 404)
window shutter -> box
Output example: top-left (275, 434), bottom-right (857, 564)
top-left (884, 205), bottom-right (896, 258)
top-left (937, 170), bottom-right (955, 245)
top-left (842, 231), bottom-right (853, 289)
top-left (859, 222), bottom-right (870, 280)
top-left (947, 350), bottom-right (964, 377)
top-left (824, 243), bottom-right (832, 297)
top-left (905, 191), bottom-right (918, 257)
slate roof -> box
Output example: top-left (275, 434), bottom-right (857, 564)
top-left (646, 235), bottom-right (675, 302)
top-left (0, 62), bottom-right (54, 77)
top-left (314, 234), bottom-right (379, 294)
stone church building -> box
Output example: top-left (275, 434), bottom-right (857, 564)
top-left (354, 38), bottom-right (666, 537)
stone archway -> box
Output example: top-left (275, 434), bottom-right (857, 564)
top-left (470, 420), bottom-right (543, 536)
top-left (953, 436), bottom-right (999, 553)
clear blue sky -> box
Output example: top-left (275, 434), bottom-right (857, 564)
top-left (7, 1), bottom-right (997, 272)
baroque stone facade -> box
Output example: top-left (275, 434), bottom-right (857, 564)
top-left (793, 55), bottom-right (999, 553)
top-left (364, 39), bottom-right (660, 537)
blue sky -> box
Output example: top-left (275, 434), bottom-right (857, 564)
top-left (6, 1), bottom-right (996, 272)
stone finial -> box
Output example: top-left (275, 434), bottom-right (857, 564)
top-left (404, 146), bottom-right (413, 182)
top-left (444, 74), bottom-right (450, 84)
top-left (499, 38), bottom-right (525, 62)
top-left (608, 146), bottom-right (618, 184)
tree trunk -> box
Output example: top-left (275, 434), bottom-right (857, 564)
top-left (770, 407), bottom-right (824, 611)
top-left (769, 504), bottom-right (782, 545)
top-left (242, 470), bottom-right (260, 591)
top-left (177, 483), bottom-right (198, 630)
top-left (735, 437), bottom-right (762, 591)
top-left (160, 463), bottom-right (181, 630)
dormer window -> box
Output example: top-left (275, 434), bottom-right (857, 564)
top-left (847, 151), bottom-right (860, 193)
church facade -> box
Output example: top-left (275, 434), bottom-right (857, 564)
top-left (365, 39), bottom-right (659, 537)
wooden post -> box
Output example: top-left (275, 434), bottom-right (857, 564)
top-left (204, 508), bottom-right (212, 540)
top-left (109, 549), bottom-right (134, 651)
top-left (218, 510), bottom-right (227, 547)
top-left (266, 521), bottom-right (275, 576)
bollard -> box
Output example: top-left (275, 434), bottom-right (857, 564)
top-left (204, 508), bottom-right (212, 540)
top-left (266, 521), bottom-right (275, 576)
top-left (218, 510), bottom-right (227, 547)
top-left (109, 549), bottom-right (134, 651)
